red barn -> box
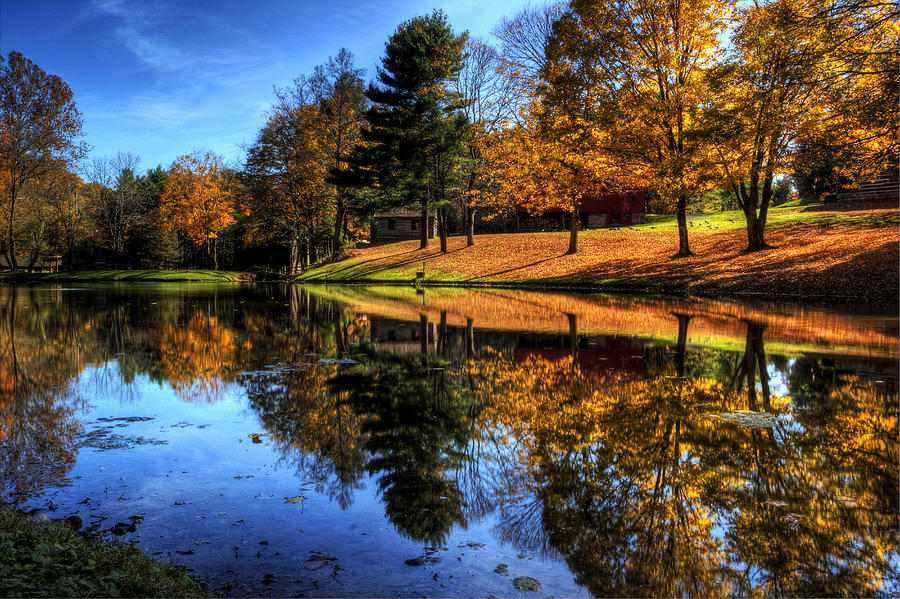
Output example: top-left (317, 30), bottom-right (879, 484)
top-left (516, 189), bottom-right (647, 231)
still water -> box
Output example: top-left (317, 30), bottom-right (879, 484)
top-left (0, 283), bottom-right (896, 597)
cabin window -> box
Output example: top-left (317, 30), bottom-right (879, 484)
top-left (387, 219), bottom-right (396, 231)
top-left (411, 219), bottom-right (418, 230)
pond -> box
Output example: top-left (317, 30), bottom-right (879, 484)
top-left (0, 283), bottom-right (897, 597)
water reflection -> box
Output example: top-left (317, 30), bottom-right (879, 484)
top-left (0, 284), bottom-right (896, 596)
top-left (331, 351), bottom-right (475, 545)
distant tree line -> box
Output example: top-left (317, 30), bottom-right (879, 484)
top-left (0, 0), bottom-right (894, 271)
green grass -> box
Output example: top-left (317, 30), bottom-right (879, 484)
top-left (619, 203), bottom-right (898, 233)
top-left (0, 504), bottom-right (207, 597)
top-left (0, 269), bottom-right (247, 282)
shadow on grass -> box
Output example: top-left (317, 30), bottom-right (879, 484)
top-left (307, 245), bottom-right (468, 281)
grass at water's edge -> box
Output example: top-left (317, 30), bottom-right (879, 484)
top-left (293, 206), bottom-right (899, 304)
top-left (0, 269), bottom-right (247, 282)
top-left (0, 503), bottom-right (207, 597)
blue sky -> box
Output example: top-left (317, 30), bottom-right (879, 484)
top-left (0, 0), bottom-right (530, 174)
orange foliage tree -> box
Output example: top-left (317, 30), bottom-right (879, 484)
top-left (476, 102), bottom-right (616, 255)
top-left (157, 311), bottom-right (239, 402)
top-left (160, 150), bottom-right (236, 269)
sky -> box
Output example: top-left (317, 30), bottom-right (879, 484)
top-left (0, 0), bottom-right (531, 174)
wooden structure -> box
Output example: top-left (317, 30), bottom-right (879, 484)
top-left (0, 255), bottom-right (62, 273)
top-left (834, 171), bottom-right (899, 205)
top-left (371, 209), bottom-right (436, 243)
top-left (516, 189), bottom-right (647, 231)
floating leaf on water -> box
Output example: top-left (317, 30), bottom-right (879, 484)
top-left (494, 563), bottom-right (509, 575)
top-left (248, 433), bottom-right (264, 443)
top-left (308, 552), bottom-right (339, 569)
top-left (284, 495), bottom-right (307, 504)
top-left (459, 541), bottom-right (485, 549)
top-left (512, 576), bottom-right (541, 592)
top-left (706, 410), bottom-right (778, 428)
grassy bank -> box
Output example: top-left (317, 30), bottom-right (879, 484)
top-left (0, 504), bottom-right (206, 597)
top-left (297, 205), bottom-right (899, 303)
top-left (0, 269), bottom-right (247, 283)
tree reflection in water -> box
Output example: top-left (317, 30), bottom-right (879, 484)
top-left (0, 286), bottom-right (895, 596)
top-left (0, 288), bottom-right (89, 500)
top-left (329, 349), bottom-right (476, 546)
top-left (469, 314), bottom-right (898, 596)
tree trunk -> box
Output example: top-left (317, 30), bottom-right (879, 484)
top-left (567, 313), bottom-right (578, 362)
top-left (673, 194), bottom-right (693, 258)
top-left (672, 312), bottom-right (692, 378)
top-left (332, 195), bottom-right (345, 259)
top-left (420, 207), bottom-right (428, 249)
top-left (213, 238), bottom-right (218, 270)
top-left (419, 314), bottom-right (428, 355)
top-left (438, 311), bottom-right (447, 355)
top-left (438, 206), bottom-right (448, 254)
top-left (465, 205), bottom-right (475, 247)
top-left (745, 171), bottom-right (774, 252)
top-left (566, 209), bottom-right (579, 255)
top-left (290, 239), bottom-right (300, 275)
top-left (7, 181), bottom-right (17, 270)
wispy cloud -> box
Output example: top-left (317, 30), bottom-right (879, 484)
top-left (90, 0), bottom-right (187, 71)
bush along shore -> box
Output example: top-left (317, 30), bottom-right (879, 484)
top-left (0, 503), bottom-right (207, 597)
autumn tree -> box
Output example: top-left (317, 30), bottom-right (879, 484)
top-left (543, 0), bottom-right (732, 257)
top-left (313, 49), bottom-right (367, 258)
top-left (344, 10), bottom-right (469, 252)
top-left (704, 0), bottom-right (831, 251)
top-left (245, 100), bottom-right (330, 273)
top-left (0, 51), bottom-right (87, 268)
top-left (160, 150), bottom-right (236, 269)
top-left (797, 0), bottom-right (898, 182)
top-left (478, 109), bottom-right (611, 255)
top-left (454, 38), bottom-right (516, 246)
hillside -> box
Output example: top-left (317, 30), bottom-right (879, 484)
top-left (297, 206), bottom-right (899, 304)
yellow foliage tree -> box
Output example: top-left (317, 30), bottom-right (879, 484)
top-left (159, 150), bottom-right (236, 269)
top-left (542, 0), bottom-right (733, 257)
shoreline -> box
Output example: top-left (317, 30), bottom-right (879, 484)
top-left (0, 503), bottom-right (207, 597)
top-left (0, 268), bottom-right (894, 307)
top-left (293, 277), bottom-right (898, 307)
